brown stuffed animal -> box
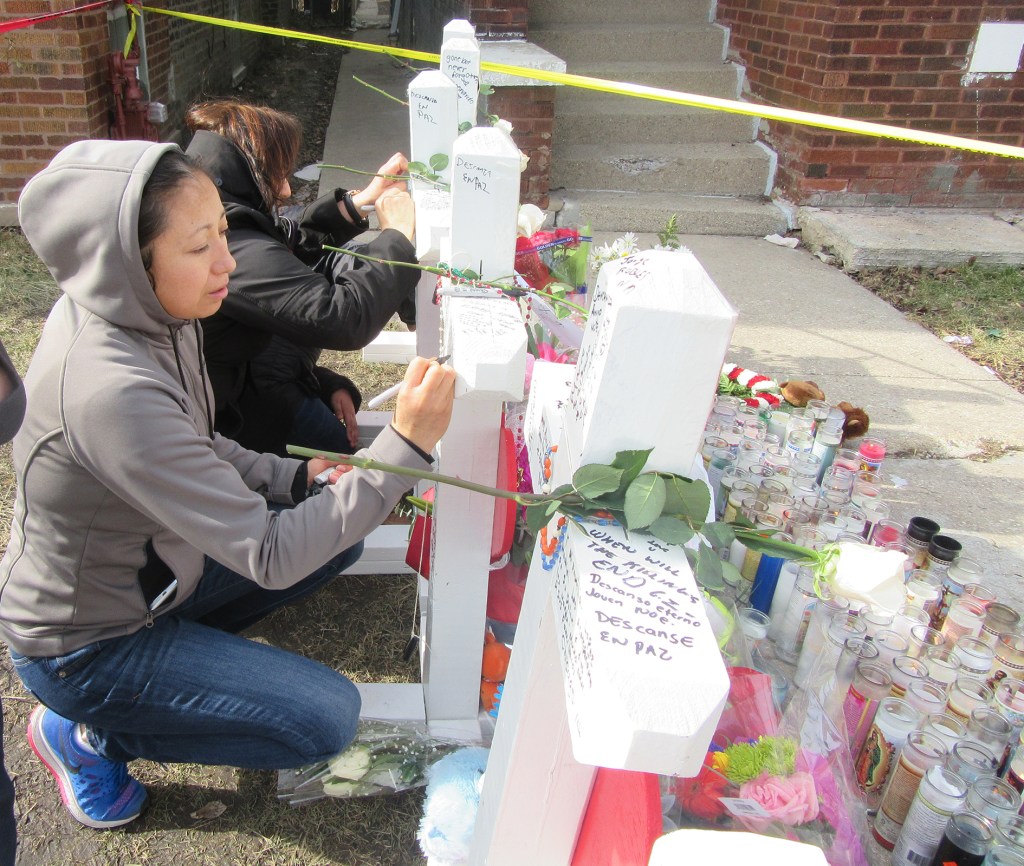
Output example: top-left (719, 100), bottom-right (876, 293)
top-left (780, 380), bottom-right (825, 407)
top-left (780, 380), bottom-right (870, 442)
top-left (838, 401), bottom-right (870, 442)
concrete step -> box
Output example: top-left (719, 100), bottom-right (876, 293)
top-left (553, 190), bottom-right (788, 236)
top-left (551, 142), bottom-right (775, 196)
top-left (531, 22), bottom-right (727, 64)
top-left (557, 59), bottom-right (743, 99)
top-left (553, 97), bottom-right (758, 146)
top-left (530, 0), bottom-right (712, 26)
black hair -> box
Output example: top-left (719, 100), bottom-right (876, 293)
top-left (138, 149), bottom-right (211, 272)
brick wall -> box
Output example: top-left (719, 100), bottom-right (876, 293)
top-left (0, 0), bottom-right (285, 214)
top-left (405, 0), bottom-right (525, 50)
top-left (715, 0), bottom-right (1024, 208)
top-left (0, 0), bottom-right (109, 207)
top-left (468, 0), bottom-right (527, 40)
top-left (488, 85), bottom-right (553, 207)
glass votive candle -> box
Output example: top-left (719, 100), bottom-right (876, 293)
top-left (904, 570), bottom-right (943, 618)
top-left (806, 398), bottom-right (830, 423)
top-left (983, 604), bottom-right (1023, 649)
top-left (925, 645), bottom-right (964, 689)
top-left (945, 739), bottom-right (1000, 785)
top-left (945, 676), bottom-right (995, 724)
top-left (840, 505), bottom-right (868, 539)
top-left (994, 814), bottom-right (1024, 851)
top-left (907, 680), bottom-right (950, 717)
top-left (818, 513), bottom-right (848, 542)
top-left (702, 434), bottom-right (729, 465)
top-left (886, 541), bottom-right (918, 581)
top-left (965, 582), bottom-right (998, 610)
top-left (874, 629), bottom-right (911, 664)
top-left (851, 481), bottom-right (882, 510)
top-left (765, 492), bottom-right (796, 520)
top-left (954, 636), bottom-right (995, 680)
top-left (941, 597), bottom-right (988, 645)
top-left (834, 637), bottom-right (881, 709)
top-left (924, 711), bottom-right (967, 750)
top-left (723, 479), bottom-right (758, 523)
top-left (717, 466), bottom-right (748, 518)
top-left (860, 607), bottom-right (895, 640)
top-left (994, 634), bottom-right (1024, 683)
top-left (871, 518), bottom-right (906, 547)
top-left (745, 463), bottom-right (776, 486)
top-left (906, 620), bottom-right (945, 656)
top-left (994, 678), bottom-right (1024, 741)
top-left (890, 654), bottom-right (929, 699)
top-left (785, 429), bottom-right (814, 455)
top-left (833, 447), bottom-right (861, 474)
top-left (862, 501), bottom-right (890, 540)
top-left (859, 436), bottom-right (886, 472)
top-left (967, 776), bottom-right (1022, 823)
top-left (757, 477), bottom-right (789, 502)
top-left (986, 845), bottom-right (1024, 866)
top-left (967, 707), bottom-right (1015, 766)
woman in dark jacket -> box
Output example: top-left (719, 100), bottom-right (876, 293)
top-left (185, 100), bottom-right (419, 455)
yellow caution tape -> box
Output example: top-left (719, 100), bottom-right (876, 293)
top-left (137, 3), bottom-right (1024, 160)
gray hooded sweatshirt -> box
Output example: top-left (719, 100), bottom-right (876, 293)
top-left (0, 140), bottom-right (429, 658)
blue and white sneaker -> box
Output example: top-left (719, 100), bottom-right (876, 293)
top-left (27, 706), bottom-right (148, 829)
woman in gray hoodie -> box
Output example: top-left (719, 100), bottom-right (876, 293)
top-left (0, 140), bottom-right (454, 830)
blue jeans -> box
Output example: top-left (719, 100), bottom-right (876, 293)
top-left (289, 396), bottom-right (353, 455)
top-left (11, 542), bottom-right (363, 770)
top-left (0, 706), bottom-right (14, 866)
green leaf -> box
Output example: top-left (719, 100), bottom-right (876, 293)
top-left (572, 464), bottom-right (624, 499)
top-left (624, 473), bottom-right (666, 530)
top-left (721, 561), bottom-right (744, 590)
top-left (549, 483), bottom-right (575, 500)
top-left (429, 153), bottom-right (450, 172)
top-left (610, 449), bottom-right (653, 494)
top-left (544, 499), bottom-right (562, 517)
top-left (649, 516), bottom-right (695, 546)
top-left (987, 328), bottom-right (1005, 339)
top-left (525, 503), bottom-right (552, 535)
top-left (695, 543), bottom-right (724, 590)
top-left (407, 161), bottom-right (427, 174)
top-left (731, 514), bottom-right (756, 530)
top-left (661, 474), bottom-right (711, 526)
top-left (701, 521), bottom-right (736, 548)
top-left (458, 120), bottom-right (473, 133)
top-left (479, 83), bottom-right (495, 96)
top-left (736, 533), bottom-right (805, 560)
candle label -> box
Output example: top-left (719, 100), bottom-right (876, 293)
top-left (856, 722), bottom-right (898, 794)
top-left (874, 755), bottom-right (927, 847)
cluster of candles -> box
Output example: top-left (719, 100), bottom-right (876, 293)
top-left (703, 395), bottom-right (1024, 866)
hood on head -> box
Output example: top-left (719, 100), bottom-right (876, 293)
top-left (19, 139), bottom-right (184, 334)
top-left (185, 129), bottom-right (269, 213)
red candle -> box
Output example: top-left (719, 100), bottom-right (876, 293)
top-left (859, 437), bottom-right (886, 471)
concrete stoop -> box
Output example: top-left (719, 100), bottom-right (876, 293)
top-left (798, 208), bottom-right (1024, 271)
top-left (530, 0), bottom-right (787, 236)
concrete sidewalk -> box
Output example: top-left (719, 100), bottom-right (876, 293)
top-left (320, 30), bottom-right (1024, 604)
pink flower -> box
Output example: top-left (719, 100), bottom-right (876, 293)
top-left (736, 771), bottom-right (819, 832)
top-left (536, 342), bottom-right (571, 364)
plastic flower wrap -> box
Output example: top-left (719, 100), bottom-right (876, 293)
top-left (276, 719), bottom-right (484, 805)
top-left (664, 665), bottom-right (871, 866)
top-left (514, 225), bottom-right (591, 299)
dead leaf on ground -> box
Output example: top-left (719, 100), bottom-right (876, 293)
top-left (190, 800), bottom-right (228, 822)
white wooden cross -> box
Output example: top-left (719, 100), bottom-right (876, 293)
top-left (352, 21), bottom-right (742, 862)
top-left (471, 250), bottom-right (737, 864)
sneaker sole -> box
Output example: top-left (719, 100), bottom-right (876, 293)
top-left (27, 706), bottom-right (143, 830)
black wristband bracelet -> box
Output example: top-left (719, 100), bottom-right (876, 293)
top-left (342, 191), bottom-right (368, 226)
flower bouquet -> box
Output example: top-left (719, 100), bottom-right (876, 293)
top-left (277, 719), bottom-right (483, 806)
top-left (667, 665), bottom-right (871, 866)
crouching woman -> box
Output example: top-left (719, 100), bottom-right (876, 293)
top-left (0, 140), bottom-right (454, 830)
